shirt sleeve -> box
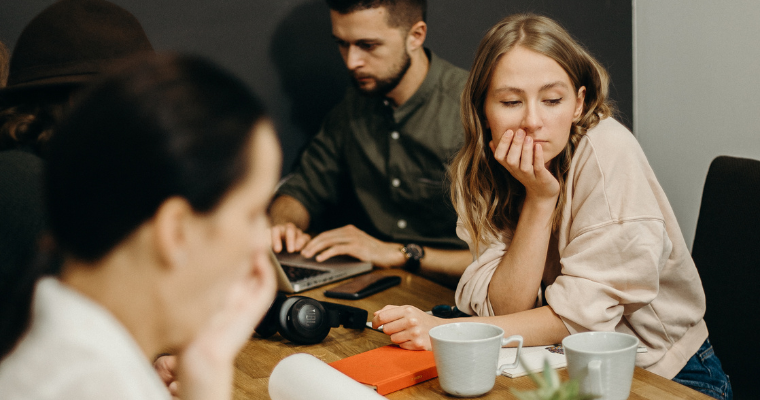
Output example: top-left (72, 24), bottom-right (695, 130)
top-left (276, 110), bottom-right (346, 220)
top-left (545, 218), bottom-right (672, 334)
top-left (455, 220), bottom-right (509, 317)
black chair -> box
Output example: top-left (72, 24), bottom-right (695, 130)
top-left (692, 155), bottom-right (760, 398)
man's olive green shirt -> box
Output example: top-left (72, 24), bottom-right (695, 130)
top-left (277, 51), bottom-right (468, 249)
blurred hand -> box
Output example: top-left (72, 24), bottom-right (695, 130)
top-left (154, 355), bottom-right (180, 399)
top-left (300, 225), bottom-right (405, 268)
top-left (175, 252), bottom-right (276, 400)
top-left (270, 222), bottom-right (311, 253)
top-left (372, 305), bottom-right (445, 350)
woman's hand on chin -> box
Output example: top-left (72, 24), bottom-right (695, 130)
top-left (490, 129), bottom-right (560, 202)
top-left (154, 354), bottom-right (180, 399)
top-left (372, 305), bottom-right (445, 350)
top-left (176, 265), bottom-right (277, 400)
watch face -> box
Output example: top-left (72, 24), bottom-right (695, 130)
top-left (404, 243), bottom-right (424, 261)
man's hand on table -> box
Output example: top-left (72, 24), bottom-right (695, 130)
top-left (372, 305), bottom-right (445, 350)
top-left (295, 224), bottom-right (406, 268)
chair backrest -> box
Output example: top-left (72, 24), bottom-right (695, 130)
top-left (692, 155), bottom-right (760, 398)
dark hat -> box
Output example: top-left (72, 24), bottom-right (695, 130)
top-left (2, 0), bottom-right (153, 97)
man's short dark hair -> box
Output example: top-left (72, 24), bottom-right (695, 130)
top-left (326, 0), bottom-right (426, 30)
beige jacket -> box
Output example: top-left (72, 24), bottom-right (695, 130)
top-left (455, 118), bottom-right (707, 379)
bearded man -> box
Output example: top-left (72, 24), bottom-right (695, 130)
top-left (270, 0), bottom-right (469, 286)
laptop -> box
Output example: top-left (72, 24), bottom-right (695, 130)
top-left (270, 251), bottom-right (373, 293)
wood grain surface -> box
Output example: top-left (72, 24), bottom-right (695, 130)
top-left (233, 269), bottom-right (712, 399)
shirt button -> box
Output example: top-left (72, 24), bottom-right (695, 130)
top-left (383, 99), bottom-right (390, 107)
top-left (391, 178), bottom-right (400, 187)
top-left (391, 131), bottom-right (400, 140)
top-left (397, 219), bottom-right (407, 229)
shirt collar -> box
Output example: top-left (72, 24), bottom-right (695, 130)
top-left (390, 48), bottom-right (443, 123)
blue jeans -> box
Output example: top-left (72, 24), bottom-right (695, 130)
top-left (672, 338), bottom-right (732, 400)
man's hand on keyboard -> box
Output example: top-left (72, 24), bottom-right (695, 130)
top-left (299, 224), bottom-right (406, 268)
top-left (271, 222), bottom-right (311, 253)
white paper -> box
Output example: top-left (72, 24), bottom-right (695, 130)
top-left (499, 345), bottom-right (567, 378)
top-left (269, 353), bottom-right (387, 400)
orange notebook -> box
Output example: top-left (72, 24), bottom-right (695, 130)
top-left (329, 345), bottom-right (438, 395)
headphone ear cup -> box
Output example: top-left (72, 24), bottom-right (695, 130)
top-left (277, 296), bottom-right (331, 345)
top-left (254, 292), bottom-right (287, 338)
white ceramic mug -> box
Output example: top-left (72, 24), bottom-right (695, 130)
top-left (562, 332), bottom-right (639, 400)
top-left (429, 322), bottom-right (523, 397)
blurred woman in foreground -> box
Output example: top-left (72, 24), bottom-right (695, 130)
top-left (0, 54), bottom-right (280, 399)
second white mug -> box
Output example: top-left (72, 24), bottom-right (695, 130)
top-left (562, 331), bottom-right (639, 400)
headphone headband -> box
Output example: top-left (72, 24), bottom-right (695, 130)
top-left (322, 302), bottom-right (369, 330)
top-left (255, 293), bottom-right (368, 345)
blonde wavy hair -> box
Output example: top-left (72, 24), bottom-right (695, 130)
top-left (450, 14), bottom-right (614, 251)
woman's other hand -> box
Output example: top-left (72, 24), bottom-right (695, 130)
top-left (372, 305), bottom-right (445, 350)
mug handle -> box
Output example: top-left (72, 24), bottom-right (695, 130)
top-left (496, 335), bottom-right (524, 373)
top-left (587, 359), bottom-right (603, 397)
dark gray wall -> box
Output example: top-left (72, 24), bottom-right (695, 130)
top-left (1, 1), bottom-right (631, 174)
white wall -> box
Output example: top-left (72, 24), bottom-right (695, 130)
top-left (633, 0), bottom-right (760, 249)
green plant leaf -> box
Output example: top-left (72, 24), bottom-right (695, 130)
top-left (545, 359), bottom-right (560, 389)
top-left (509, 355), bottom-right (600, 400)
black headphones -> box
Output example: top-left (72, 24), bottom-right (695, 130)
top-left (254, 292), bottom-right (368, 344)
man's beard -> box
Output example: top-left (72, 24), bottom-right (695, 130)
top-left (351, 50), bottom-right (412, 97)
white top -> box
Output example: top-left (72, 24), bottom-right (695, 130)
top-left (0, 277), bottom-right (170, 400)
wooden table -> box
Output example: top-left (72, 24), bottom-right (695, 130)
top-left (232, 270), bottom-right (712, 399)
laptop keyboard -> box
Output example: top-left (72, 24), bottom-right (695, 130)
top-left (282, 264), bottom-right (329, 282)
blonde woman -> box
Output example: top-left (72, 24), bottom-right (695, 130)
top-left (373, 14), bottom-right (731, 399)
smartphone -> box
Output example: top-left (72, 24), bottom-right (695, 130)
top-left (324, 273), bottom-right (402, 300)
